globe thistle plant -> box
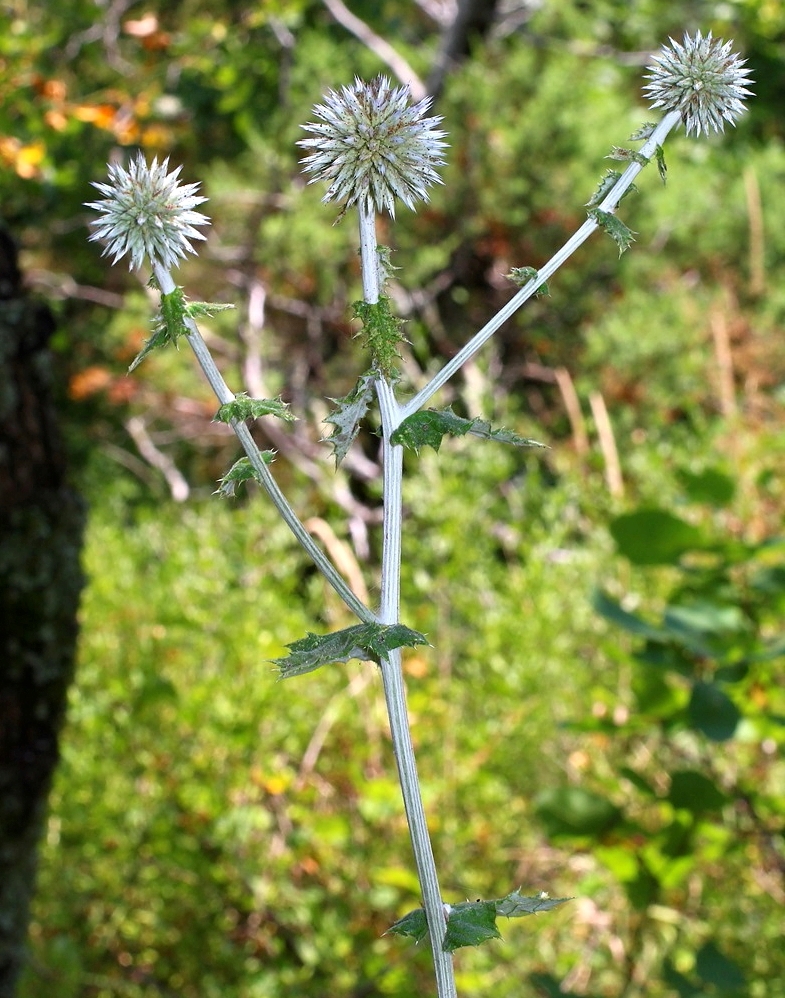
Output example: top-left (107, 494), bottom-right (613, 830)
top-left (86, 152), bottom-right (210, 271)
top-left (643, 30), bottom-right (754, 137)
top-left (299, 75), bottom-right (447, 218)
top-left (86, 39), bottom-right (753, 998)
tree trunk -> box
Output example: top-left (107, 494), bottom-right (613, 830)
top-left (0, 225), bottom-right (86, 997)
top-left (427, 0), bottom-right (503, 102)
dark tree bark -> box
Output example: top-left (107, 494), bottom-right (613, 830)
top-left (426, 0), bottom-right (504, 102)
top-left (0, 225), bottom-right (86, 997)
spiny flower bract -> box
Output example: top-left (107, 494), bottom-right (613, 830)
top-left (643, 30), bottom-right (753, 137)
top-left (299, 75), bottom-right (447, 218)
top-left (86, 152), bottom-right (210, 271)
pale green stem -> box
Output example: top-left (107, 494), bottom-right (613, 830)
top-left (359, 204), bottom-right (456, 997)
top-left (152, 263), bottom-right (375, 625)
top-left (402, 109), bottom-right (683, 418)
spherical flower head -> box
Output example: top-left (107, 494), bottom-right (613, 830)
top-left (86, 152), bottom-right (210, 271)
top-left (299, 75), bottom-right (447, 218)
top-left (643, 31), bottom-right (753, 137)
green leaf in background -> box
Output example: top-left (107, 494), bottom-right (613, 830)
top-left (676, 466), bottom-right (736, 506)
top-left (688, 681), bottom-right (740, 741)
top-left (662, 961), bottom-right (699, 998)
top-left (593, 589), bottom-right (667, 641)
top-left (619, 766), bottom-right (657, 797)
top-left (213, 392), bottom-right (294, 424)
top-left (587, 207), bottom-right (635, 255)
top-left (594, 844), bottom-right (640, 882)
top-left (530, 972), bottom-right (605, 998)
top-left (655, 600), bottom-right (748, 660)
top-left (668, 770), bottom-right (727, 813)
top-left (751, 563), bottom-right (785, 597)
top-left (274, 622), bottom-right (429, 679)
top-left (391, 407), bottom-right (546, 456)
top-left (664, 601), bottom-right (746, 639)
top-left (535, 786), bottom-right (622, 837)
top-left (214, 454), bottom-right (275, 498)
top-left (695, 941), bottom-right (746, 990)
top-left (323, 373), bottom-right (376, 467)
top-left (609, 508), bottom-right (706, 565)
top-left (633, 668), bottom-right (686, 717)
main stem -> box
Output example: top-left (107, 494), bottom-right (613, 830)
top-left (359, 203), bottom-right (456, 997)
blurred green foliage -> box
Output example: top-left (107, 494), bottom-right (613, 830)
top-left (5, 0), bottom-right (785, 995)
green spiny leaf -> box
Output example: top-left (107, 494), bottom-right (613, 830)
top-left (588, 208), bottom-right (635, 256)
top-left (128, 290), bottom-right (235, 373)
top-left (443, 901), bottom-right (500, 951)
top-left (587, 171), bottom-right (622, 207)
top-left (215, 454), bottom-right (275, 498)
top-left (128, 324), bottom-right (175, 374)
top-left (352, 296), bottom-right (406, 377)
top-left (159, 285), bottom-right (189, 338)
top-left (214, 392), bottom-right (294, 424)
top-left (469, 418), bottom-right (546, 448)
top-left (655, 144), bottom-right (667, 183)
top-left (586, 172), bottom-right (637, 208)
top-left (606, 146), bottom-right (649, 166)
top-left (629, 122), bottom-right (657, 141)
top-left (129, 286), bottom-right (189, 372)
top-left (323, 373), bottom-right (376, 466)
top-left (391, 407), bottom-right (546, 456)
top-left (274, 622), bottom-right (429, 679)
top-left (184, 300), bottom-right (235, 319)
top-left (506, 266), bottom-right (549, 297)
top-left (386, 908), bottom-right (429, 945)
top-left (494, 890), bottom-right (572, 918)
top-left (388, 891), bottom-right (571, 953)
top-left (376, 245), bottom-right (400, 284)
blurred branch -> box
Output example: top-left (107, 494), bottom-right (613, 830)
top-left (64, 0), bottom-right (136, 70)
top-left (232, 276), bottom-right (382, 559)
top-left (319, 0), bottom-right (427, 100)
top-left (589, 391), bottom-right (624, 498)
top-left (744, 166), bottom-right (766, 297)
top-left (125, 415), bottom-right (190, 502)
top-left (710, 305), bottom-right (737, 419)
top-left (554, 366), bottom-right (589, 457)
top-left (413, 0), bottom-right (457, 26)
top-left (26, 269), bottom-right (126, 309)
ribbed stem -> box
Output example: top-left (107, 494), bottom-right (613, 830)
top-left (359, 211), bottom-right (456, 997)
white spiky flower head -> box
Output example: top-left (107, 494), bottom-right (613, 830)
top-left (643, 31), bottom-right (754, 137)
top-left (86, 152), bottom-right (210, 271)
top-left (299, 75), bottom-right (447, 218)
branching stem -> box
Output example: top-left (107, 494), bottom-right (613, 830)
top-left (152, 264), bottom-right (375, 625)
top-left (402, 109), bottom-right (682, 417)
